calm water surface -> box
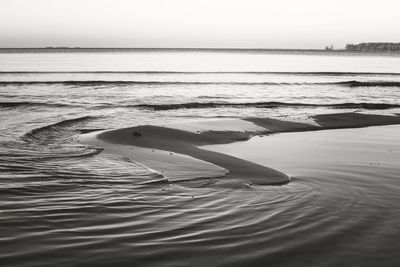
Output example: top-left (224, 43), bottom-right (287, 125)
top-left (1, 50), bottom-right (400, 266)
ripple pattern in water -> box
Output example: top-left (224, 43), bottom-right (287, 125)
top-left (1, 51), bottom-right (400, 267)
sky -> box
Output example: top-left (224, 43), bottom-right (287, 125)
top-left (0, 0), bottom-right (399, 49)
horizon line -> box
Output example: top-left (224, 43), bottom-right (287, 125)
top-left (0, 47), bottom-right (345, 51)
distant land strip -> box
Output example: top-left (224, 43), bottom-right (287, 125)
top-left (346, 42), bottom-right (400, 52)
top-left (0, 47), bottom-right (399, 55)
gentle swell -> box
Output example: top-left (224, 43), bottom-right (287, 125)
top-left (340, 80), bottom-right (400, 87)
top-left (1, 80), bottom-right (400, 87)
top-left (24, 115), bottom-right (98, 140)
top-left (21, 115), bottom-right (103, 159)
top-left (0, 80), bottom-right (295, 86)
top-left (133, 102), bottom-right (400, 111)
top-left (0, 101), bottom-right (74, 108)
top-left (4, 101), bottom-right (398, 111)
top-left (1, 71), bottom-right (400, 75)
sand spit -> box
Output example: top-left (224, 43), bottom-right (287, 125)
top-left (81, 112), bottom-right (400, 185)
top-left (96, 125), bottom-right (289, 185)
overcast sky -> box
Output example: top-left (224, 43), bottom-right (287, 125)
top-left (0, 0), bottom-right (399, 49)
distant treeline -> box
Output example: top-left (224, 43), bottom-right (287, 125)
top-left (346, 43), bottom-right (400, 52)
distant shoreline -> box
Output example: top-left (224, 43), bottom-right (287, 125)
top-left (1, 47), bottom-right (400, 56)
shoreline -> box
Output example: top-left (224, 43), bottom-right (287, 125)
top-left (79, 112), bottom-right (400, 186)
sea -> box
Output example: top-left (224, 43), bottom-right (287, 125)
top-left (1, 49), bottom-right (400, 267)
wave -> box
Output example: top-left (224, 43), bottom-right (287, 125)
top-left (1, 71), bottom-right (400, 76)
top-left (27, 146), bottom-right (104, 160)
top-left (0, 80), bottom-right (293, 86)
top-left (24, 115), bottom-right (98, 140)
top-left (17, 115), bottom-right (104, 161)
top-left (197, 96), bottom-right (228, 99)
top-left (341, 80), bottom-right (400, 87)
top-left (1, 80), bottom-right (400, 87)
top-left (3, 100), bottom-right (399, 112)
top-left (0, 101), bottom-right (73, 108)
top-left (133, 102), bottom-right (400, 111)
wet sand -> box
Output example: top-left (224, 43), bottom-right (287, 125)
top-left (79, 112), bottom-right (400, 185)
top-left (81, 124), bottom-right (290, 185)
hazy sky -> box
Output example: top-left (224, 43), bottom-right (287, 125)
top-left (0, 0), bottom-right (399, 49)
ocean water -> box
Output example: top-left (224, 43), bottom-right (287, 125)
top-left (1, 50), bottom-right (400, 266)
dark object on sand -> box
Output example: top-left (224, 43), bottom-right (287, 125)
top-left (132, 131), bottom-right (142, 137)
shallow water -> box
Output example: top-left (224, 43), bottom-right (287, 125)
top-left (204, 125), bottom-right (400, 266)
top-left (1, 50), bottom-right (400, 266)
